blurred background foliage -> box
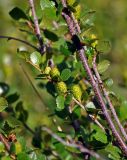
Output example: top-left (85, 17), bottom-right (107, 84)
top-left (0, 0), bottom-right (127, 131)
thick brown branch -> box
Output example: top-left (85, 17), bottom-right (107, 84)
top-left (28, 0), bottom-right (44, 54)
top-left (61, 0), bottom-right (81, 33)
top-left (78, 49), bottom-right (127, 155)
top-left (60, 0), bottom-right (127, 156)
top-left (42, 126), bottom-right (104, 160)
top-left (93, 54), bottom-right (127, 141)
top-left (0, 133), bottom-right (10, 152)
top-left (0, 133), bottom-right (16, 159)
top-left (62, 9), bottom-right (76, 35)
top-left (0, 35), bottom-right (39, 51)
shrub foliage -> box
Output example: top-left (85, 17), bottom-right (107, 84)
top-left (0, 0), bottom-right (127, 160)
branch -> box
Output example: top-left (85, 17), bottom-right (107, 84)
top-left (26, 60), bottom-right (42, 72)
top-left (23, 122), bottom-right (35, 135)
top-left (93, 53), bottom-right (127, 141)
top-left (61, 0), bottom-right (81, 33)
top-left (28, 0), bottom-right (44, 54)
top-left (42, 126), bottom-right (104, 160)
top-left (73, 97), bottom-right (105, 131)
top-left (0, 35), bottom-right (39, 51)
top-left (0, 133), bottom-right (16, 159)
top-left (0, 133), bottom-right (10, 152)
top-left (60, 0), bottom-right (127, 156)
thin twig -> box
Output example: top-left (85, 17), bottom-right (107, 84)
top-left (0, 35), bottom-right (39, 51)
top-left (72, 97), bottom-right (85, 110)
top-left (0, 133), bottom-right (10, 152)
top-left (71, 13), bottom-right (81, 34)
top-left (60, 0), bottom-right (127, 156)
top-left (93, 53), bottom-right (127, 141)
top-left (0, 133), bottom-right (16, 159)
top-left (23, 122), bottom-right (35, 135)
top-left (73, 97), bottom-right (105, 131)
top-left (42, 126), bottom-right (105, 160)
top-left (28, 0), bottom-right (44, 54)
top-left (26, 60), bottom-right (42, 72)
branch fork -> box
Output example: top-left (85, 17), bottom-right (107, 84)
top-left (60, 0), bottom-right (127, 156)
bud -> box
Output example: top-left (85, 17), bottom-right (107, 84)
top-left (50, 67), bottom-right (60, 80)
top-left (66, 0), bottom-right (75, 6)
top-left (71, 84), bottom-right (82, 101)
top-left (91, 34), bottom-right (98, 48)
top-left (56, 81), bottom-right (67, 94)
top-left (44, 66), bottom-right (51, 75)
top-left (74, 5), bottom-right (81, 19)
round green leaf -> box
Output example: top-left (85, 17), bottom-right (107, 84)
top-left (105, 78), bottom-right (113, 87)
top-left (0, 97), bottom-right (8, 112)
top-left (30, 51), bottom-right (41, 65)
top-left (96, 40), bottom-right (111, 53)
top-left (40, 0), bottom-right (55, 10)
top-left (6, 116), bottom-right (21, 128)
top-left (85, 101), bottom-right (96, 111)
top-left (97, 60), bottom-right (110, 74)
top-left (60, 69), bottom-right (71, 81)
top-left (9, 7), bottom-right (28, 21)
top-left (6, 92), bottom-right (19, 104)
top-left (91, 125), bottom-right (107, 144)
top-left (56, 95), bottom-right (65, 111)
top-left (43, 29), bottom-right (59, 42)
top-left (93, 130), bottom-right (107, 144)
top-left (17, 152), bottom-right (29, 160)
top-left (105, 144), bottom-right (121, 160)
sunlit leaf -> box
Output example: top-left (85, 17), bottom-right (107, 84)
top-left (15, 141), bottom-right (22, 154)
top-left (56, 95), bottom-right (65, 111)
top-left (97, 60), bottom-right (110, 74)
top-left (30, 51), bottom-right (41, 65)
top-left (40, 0), bottom-right (55, 10)
top-left (85, 101), bottom-right (96, 111)
top-left (60, 69), bottom-right (71, 81)
top-left (105, 78), bottom-right (113, 87)
top-left (96, 40), bottom-right (111, 53)
top-left (91, 124), bottom-right (107, 144)
top-left (105, 143), bottom-right (121, 160)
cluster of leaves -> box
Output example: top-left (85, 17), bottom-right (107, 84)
top-left (0, 0), bottom-right (127, 160)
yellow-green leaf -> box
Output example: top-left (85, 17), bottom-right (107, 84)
top-left (0, 97), bottom-right (8, 112)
